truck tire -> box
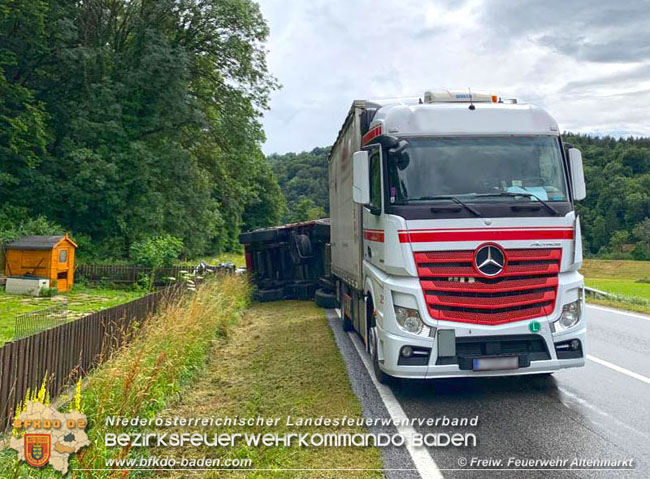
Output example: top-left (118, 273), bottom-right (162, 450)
top-left (286, 281), bottom-right (316, 300)
top-left (254, 288), bottom-right (284, 302)
top-left (370, 327), bottom-right (392, 385)
top-left (318, 276), bottom-right (336, 292)
top-left (315, 288), bottom-right (338, 308)
top-left (290, 234), bottom-right (313, 264)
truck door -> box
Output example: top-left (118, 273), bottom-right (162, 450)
top-left (363, 147), bottom-right (385, 269)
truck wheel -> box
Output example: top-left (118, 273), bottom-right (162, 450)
top-left (254, 288), bottom-right (284, 302)
top-left (315, 288), bottom-right (338, 308)
top-left (287, 281), bottom-right (316, 300)
top-left (370, 327), bottom-right (391, 385)
top-left (318, 276), bottom-right (336, 292)
top-left (290, 234), bottom-right (312, 264)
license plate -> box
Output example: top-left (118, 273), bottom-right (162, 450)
top-left (473, 356), bottom-right (519, 371)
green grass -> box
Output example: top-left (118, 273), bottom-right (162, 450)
top-left (581, 259), bottom-right (650, 314)
top-left (581, 259), bottom-right (650, 281)
top-left (0, 276), bottom-right (251, 478)
top-left (0, 284), bottom-right (144, 346)
top-left (155, 300), bottom-right (383, 478)
top-left (585, 278), bottom-right (650, 297)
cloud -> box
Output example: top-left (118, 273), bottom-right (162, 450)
top-left (257, 0), bottom-right (650, 154)
top-left (481, 0), bottom-right (650, 63)
top-left (562, 64), bottom-right (650, 92)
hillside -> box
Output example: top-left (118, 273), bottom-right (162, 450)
top-left (267, 147), bottom-right (330, 222)
top-left (269, 135), bottom-right (650, 258)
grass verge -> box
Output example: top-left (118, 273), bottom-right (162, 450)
top-left (155, 300), bottom-right (383, 478)
top-left (0, 275), bottom-right (251, 478)
top-left (582, 259), bottom-right (650, 314)
top-left (581, 259), bottom-right (650, 280)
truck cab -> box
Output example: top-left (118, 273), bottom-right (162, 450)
top-left (329, 91), bottom-right (587, 381)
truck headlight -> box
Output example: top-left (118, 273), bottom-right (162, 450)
top-left (394, 306), bottom-right (424, 335)
top-left (555, 299), bottom-right (581, 332)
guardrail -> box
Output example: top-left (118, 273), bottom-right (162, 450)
top-left (584, 285), bottom-right (650, 314)
top-left (584, 286), bottom-right (612, 298)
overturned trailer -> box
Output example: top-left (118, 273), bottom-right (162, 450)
top-left (238, 219), bottom-right (337, 307)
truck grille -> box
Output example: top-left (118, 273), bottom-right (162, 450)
top-left (415, 249), bottom-right (561, 325)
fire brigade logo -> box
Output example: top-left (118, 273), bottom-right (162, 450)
top-left (25, 434), bottom-right (51, 467)
top-left (474, 244), bottom-right (506, 277)
top-left (10, 401), bottom-right (89, 475)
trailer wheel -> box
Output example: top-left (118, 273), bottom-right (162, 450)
top-left (286, 281), bottom-right (316, 300)
top-left (290, 234), bottom-right (313, 264)
top-left (370, 327), bottom-right (392, 385)
top-left (254, 288), bottom-right (284, 302)
top-left (315, 288), bottom-right (338, 308)
top-left (318, 276), bottom-right (336, 292)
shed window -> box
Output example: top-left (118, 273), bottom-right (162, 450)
top-left (59, 249), bottom-right (68, 263)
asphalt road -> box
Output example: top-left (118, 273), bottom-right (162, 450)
top-left (327, 304), bottom-right (650, 479)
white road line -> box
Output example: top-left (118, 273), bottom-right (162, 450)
top-left (586, 304), bottom-right (650, 321)
top-left (347, 331), bottom-right (444, 479)
top-left (587, 355), bottom-right (650, 386)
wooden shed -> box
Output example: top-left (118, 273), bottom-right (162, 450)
top-left (4, 234), bottom-right (77, 292)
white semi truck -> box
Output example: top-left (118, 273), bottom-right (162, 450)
top-left (329, 91), bottom-right (587, 382)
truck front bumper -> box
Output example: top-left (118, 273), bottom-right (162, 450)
top-left (377, 323), bottom-right (586, 379)
top-left (376, 271), bottom-right (586, 379)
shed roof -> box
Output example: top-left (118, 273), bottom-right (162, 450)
top-left (6, 235), bottom-right (74, 250)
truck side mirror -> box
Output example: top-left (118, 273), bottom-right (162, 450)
top-left (353, 151), bottom-right (370, 205)
top-left (568, 148), bottom-right (586, 201)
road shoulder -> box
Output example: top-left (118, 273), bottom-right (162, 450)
top-left (155, 300), bottom-right (383, 478)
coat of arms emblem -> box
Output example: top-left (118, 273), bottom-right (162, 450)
top-left (25, 434), bottom-right (51, 468)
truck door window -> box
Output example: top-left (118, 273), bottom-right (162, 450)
top-left (369, 149), bottom-right (382, 212)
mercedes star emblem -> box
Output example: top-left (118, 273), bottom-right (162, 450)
top-left (474, 244), bottom-right (506, 276)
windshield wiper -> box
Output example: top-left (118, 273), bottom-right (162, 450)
top-left (408, 195), bottom-right (482, 217)
top-left (473, 192), bottom-right (560, 216)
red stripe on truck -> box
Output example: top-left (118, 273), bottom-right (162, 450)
top-left (398, 228), bottom-right (574, 243)
top-left (361, 125), bottom-right (382, 145)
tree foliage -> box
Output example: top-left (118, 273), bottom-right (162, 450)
top-left (566, 134), bottom-right (650, 259)
top-left (130, 235), bottom-right (184, 269)
top-left (0, 0), bottom-right (283, 259)
top-left (267, 147), bottom-right (329, 222)
top-left (0, 206), bottom-right (63, 243)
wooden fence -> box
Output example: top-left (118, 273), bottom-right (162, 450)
top-left (75, 264), bottom-right (191, 284)
top-left (75, 263), bottom-right (234, 285)
top-left (0, 284), bottom-right (183, 431)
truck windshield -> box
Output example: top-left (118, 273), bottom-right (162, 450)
top-left (388, 136), bottom-right (569, 204)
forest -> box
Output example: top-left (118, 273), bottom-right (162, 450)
top-left (270, 137), bottom-right (650, 259)
top-left (0, 0), bottom-right (285, 260)
top-left (1, 2), bottom-right (648, 262)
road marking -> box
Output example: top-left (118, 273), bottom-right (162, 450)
top-left (586, 304), bottom-right (650, 321)
top-left (587, 355), bottom-right (650, 386)
top-left (347, 330), bottom-right (444, 479)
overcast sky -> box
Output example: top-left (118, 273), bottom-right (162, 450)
top-left (256, 0), bottom-right (650, 155)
